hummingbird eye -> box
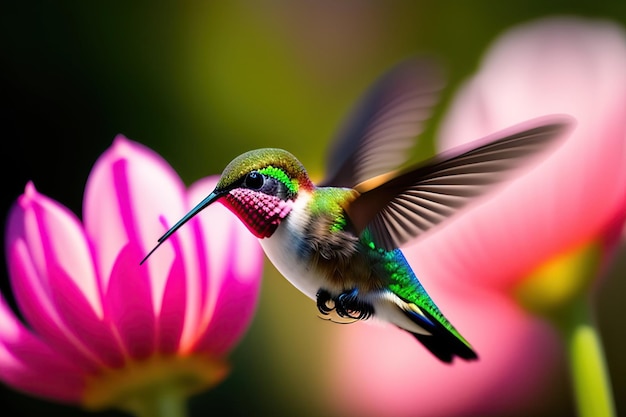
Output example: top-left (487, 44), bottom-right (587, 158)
top-left (244, 171), bottom-right (265, 190)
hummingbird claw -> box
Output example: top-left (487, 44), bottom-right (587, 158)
top-left (316, 288), bottom-right (373, 320)
top-left (316, 289), bottom-right (336, 315)
top-left (316, 288), bottom-right (373, 323)
top-left (335, 288), bottom-right (374, 320)
top-left (317, 288), bottom-right (374, 324)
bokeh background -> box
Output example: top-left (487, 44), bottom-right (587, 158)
top-left (1, 2), bottom-right (625, 416)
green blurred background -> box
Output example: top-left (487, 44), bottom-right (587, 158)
top-left (1, 2), bottom-right (625, 416)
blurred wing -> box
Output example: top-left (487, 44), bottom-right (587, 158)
top-left (319, 57), bottom-right (444, 188)
top-left (347, 116), bottom-right (574, 250)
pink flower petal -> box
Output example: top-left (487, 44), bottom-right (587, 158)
top-left (440, 18), bottom-right (626, 146)
top-left (0, 344), bottom-right (84, 403)
top-left (6, 183), bottom-right (124, 368)
top-left (47, 262), bottom-right (125, 367)
top-left (156, 218), bottom-right (187, 354)
top-left (0, 297), bottom-right (85, 403)
top-left (7, 183), bottom-right (103, 316)
top-left (6, 240), bottom-right (103, 372)
top-left (84, 136), bottom-right (200, 319)
top-left (104, 243), bottom-right (156, 359)
top-left (6, 197), bottom-right (103, 371)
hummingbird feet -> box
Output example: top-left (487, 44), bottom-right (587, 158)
top-left (316, 288), bottom-right (374, 321)
top-left (317, 289), bottom-right (336, 316)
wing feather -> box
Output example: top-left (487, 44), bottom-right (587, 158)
top-left (320, 57), bottom-right (444, 188)
top-left (347, 116), bottom-right (574, 250)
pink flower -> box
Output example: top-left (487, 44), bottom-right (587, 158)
top-left (1, 136), bottom-right (263, 413)
top-left (328, 16), bottom-right (626, 417)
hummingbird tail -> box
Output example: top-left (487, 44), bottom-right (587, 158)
top-left (402, 308), bottom-right (478, 363)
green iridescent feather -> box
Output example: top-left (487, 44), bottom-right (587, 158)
top-left (308, 188), bottom-right (357, 232)
top-left (258, 165), bottom-right (299, 196)
top-left (360, 229), bottom-right (473, 349)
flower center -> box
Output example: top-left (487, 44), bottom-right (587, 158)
top-left (82, 353), bottom-right (229, 415)
top-left (513, 240), bottom-right (602, 318)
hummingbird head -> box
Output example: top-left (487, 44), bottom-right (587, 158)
top-left (142, 148), bottom-right (314, 264)
top-left (212, 148), bottom-right (314, 238)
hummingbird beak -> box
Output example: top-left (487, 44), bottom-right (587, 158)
top-left (140, 191), bottom-right (222, 264)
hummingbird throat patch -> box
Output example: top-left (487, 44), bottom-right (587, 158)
top-left (225, 188), bottom-right (293, 238)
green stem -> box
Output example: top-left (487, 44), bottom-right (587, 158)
top-left (122, 385), bottom-right (189, 417)
top-left (555, 296), bottom-right (615, 417)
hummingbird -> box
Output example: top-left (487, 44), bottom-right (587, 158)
top-left (141, 58), bottom-right (571, 363)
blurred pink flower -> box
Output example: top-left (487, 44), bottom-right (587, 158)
top-left (427, 16), bottom-right (626, 294)
top-left (328, 16), bottom-right (626, 417)
top-left (0, 136), bottom-right (263, 413)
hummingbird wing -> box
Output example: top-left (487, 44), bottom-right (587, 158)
top-left (346, 116), bottom-right (573, 251)
top-left (319, 57), bottom-right (444, 188)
